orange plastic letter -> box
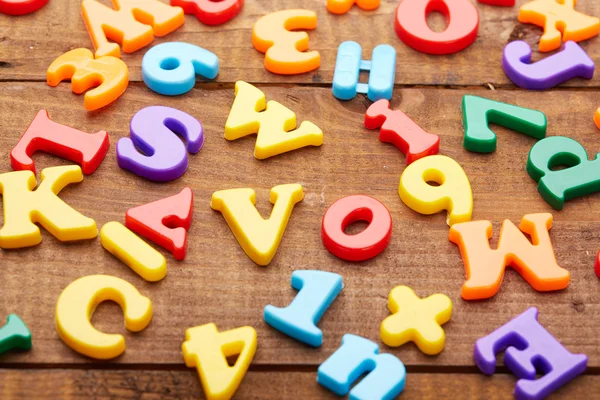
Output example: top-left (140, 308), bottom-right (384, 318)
top-left (595, 108), bottom-right (600, 129)
top-left (81, 0), bottom-right (185, 58)
top-left (327, 0), bottom-right (380, 14)
top-left (449, 213), bottom-right (569, 300)
top-left (47, 48), bottom-right (129, 111)
top-left (252, 9), bottom-right (320, 75)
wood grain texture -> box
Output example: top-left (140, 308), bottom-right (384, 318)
top-left (0, 82), bottom-right (599, 369)
top-left (1, 0), bottom-right (599, 87)
top-left (0, 369), bottom-right (597, 399)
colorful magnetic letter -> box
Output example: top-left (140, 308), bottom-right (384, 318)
top-left (399, 155), bottom-right (472, 226)
top-left (595, 108), bottom-right (600, 129)
top-left (332, 41), bottom-right (396, 102)
top-left (365, 99), bottom-right (440, 165)
top-left (327, 0), bottom-right (380, 14)
top-left (322, 195), bottom-right (392, 262)
top-left (171, 0), bottom-right (243, 25)
top-left (117, 106), bottom-right (203, 182)
top-left (100, 222), bottom-right (167, 282)
top-left (0, 0), bottom-right (47, 15)
top-left (449, 213), bottom-right (570, 300)
top-left (225, 81), bottom-right (323, 159)
top-left (47, 48), bottom-right (129, 111)
top-left (211, 184), bottom-right (304, 266)
top-left (502, 41), bottom-right (595, 90)
top-left (519, 0), bottom-right (600, 52)
top-left (527, 136), bottom-right (600, 210)
top-left (56, 275), bottom-right (153, 360)
top-left (0, 315), bottom-right (31, 355)
top-left (183, 323), bottom-right (257, 400)
top-left (142, 42), bottom-right (219, 96)
top-left (126, 188), bottom-right (193, 261)
top-left (252, 9), bottom-right (320, 75)
top-left (11, 110), bottom-right (109, 175)
top-left (381, 286), bottom-right (452, 355)
top-left (462, 95), bottom-right (547, 153)
top-left (477, 0), bottom-right (514, 6)
top-left (318, 334), bottom-right (406, 399)
top-left (595, 251), bottom-right (600, 279)
top-left (395, 0), bottom-right (479, 55)
top-left (264, 270), bottom-right (343, 347)
top-left (81, 0), bottom-right (185, 58)
top-left (475, 308), bottom-right (587, 400)
top-left (0, 166), bottom-right (97, 249)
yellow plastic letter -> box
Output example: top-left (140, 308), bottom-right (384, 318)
top-left (100, 222), bottom-right (167, 282)
top-left (55, 275), bottom-right (153, 360)
top-left (211, 184), bottom-right (304, 266)
top-left (0, 166), bottom-right (97, 249)
top-left (380, 286), bottom-right (452, 355)
top-left (81, 0), bottom-right (185, 58)
top-left (399, 155), bottom-right (472, 226)
top-left (182, 323), bottom-right (257, 400)
top-left (225, 81), bottom-right (323, 160)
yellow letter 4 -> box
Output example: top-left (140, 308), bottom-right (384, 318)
top-left (225, 81), bottom-right (323, 159)
top-left (399, 155), bottom-right (472, 226)
top-left (56, 275), bottom-right (153, 360)
top-left (183, 323), bottom-right (257, 400)
top-left (81, 0), bottom-right (185, 58)
top-left (211, 184), bottom-right (304, 266)
top-left (0, 166), bottom-right (97, 249)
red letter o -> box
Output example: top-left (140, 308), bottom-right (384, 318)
top-left (0, 0), bottom-right (48, 15)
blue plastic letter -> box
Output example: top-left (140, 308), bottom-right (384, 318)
top-left (318, 334), bottom-right (406, 400)
top-left (142, 42), bottom-right (219, 96)
top-left (264, 270), bottom-right (343, 347)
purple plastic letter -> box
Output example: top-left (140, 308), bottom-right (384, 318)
top-left (474, 307), bottom-right (587, 400)
top-left (116, 106), bottom-right (204, 182)
top-left (502, 41), bottom-right (595, 90)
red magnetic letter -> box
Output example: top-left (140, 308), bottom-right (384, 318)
top-left (477, 0), bottom-right (514, 6)
top-left (395, 0), bottom-right (479, 55)
top-left (322, 195), bottom-right (392, 262)
top-left (126, 187), bottom-right (194, 260)
top-left (170, 0), bottom-right (243, 25)
top-left (0, 0), bottom-right (48, 15)
top-left (364, 99), bottom-right (440, 165)
top-left (11, 110), bottom-right (109, 174)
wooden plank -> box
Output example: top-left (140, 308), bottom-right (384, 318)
top-left (0, 83), bottom-right (599, 368)
top-left (0, 369), bottom-right (596, 399)
top-left (1, 0), bottom-right (599, 87)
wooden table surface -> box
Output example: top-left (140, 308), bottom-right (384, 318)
top-left (2, 0), bottom-right (600, 398)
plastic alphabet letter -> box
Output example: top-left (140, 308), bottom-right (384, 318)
top-left (100, 222), bottom-right (167, 282)
top-left (211, 184), bottom-right (304, 266)
top-left (81, 0), bottom-right (185, 58)
top-left (126, 188), bottom-right (193, 261)
top-left (142, 42), bottom-right (219, 96)
top-left (332, 41), bottom-right (396, 101)
top-left (381, 286), bottom-right (452, 355)
top-left (0, 315), bottom-right (31, 356)
top-left (0, 0), bottom-right (48, 15)
top-left (477, 0), bottom-right (514, 7)
top-left (225, 81), bottom-right (323, 159)
top-left (47, 48), bottom-right (129, 111)
top-left (11, 110), bottom-right (110, 175)
top-left (595, 251), bottom-right (600, 279)
top-left (182, 323), bottom-right (257, 400)
top-left (327, 0), bottom-right (380, 14)
top-left (170, 0), bottom-right (243, 25)
top-left (462, 95), bottom-right (547, 153)
top-left (365, 99), bottom-right (440, 165)
top-left (0, 166), bottom-right (97, 249)
top-left (595, 108), bottom-right (600, 129)
top-left (55, 275), bottom-right (153, 360)
top-left (321, 195), bottom-right (392, 262)
top-left (395, 0), bottom-right (479, 55)
top-left (399, 155), bottom-right (472, 226)
top-left (519, 0), bottom-right (600, 52)
top-left (117, 106), bottom-right (204, 182)
top-left (527, 136), bottom-right (600, 210)
top-left (264, 270), bottom-right (343, 347)
top-left (502, 41), bottom-right (595, 90)
top-left (252, 9), bottom-right (320, 75)
top-left (449, 213), bottom-right (570, 300)
top-left (318, 334), bottom-right (406, 399)
top-left (475, 307), bottom-right (587, 400)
